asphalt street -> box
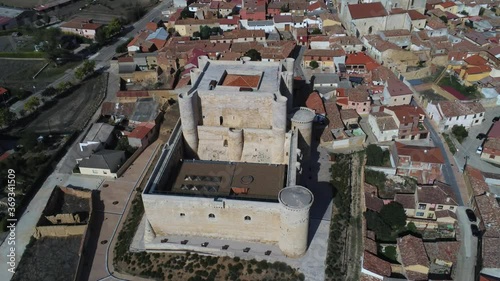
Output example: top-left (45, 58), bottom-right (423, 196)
top-left (424, 117), bottom-right (464, 206)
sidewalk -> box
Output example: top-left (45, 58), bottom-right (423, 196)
top-left (87, 141), bottom-right (161, 281)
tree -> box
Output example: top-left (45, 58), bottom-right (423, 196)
top-left (116, 137), bottom-right (136, 157)
top-left (0, 108), bottom-right (16, 127)
top-left (366, 144), bottom-right (384, 166)
top-left (95, 28), bottom-right (107, 45)
top-left (106, 18), bottom-right (123, 38)
top-left (75, 60), bottom-right (96, 80)
top-left (24, 96), bottom-right (40, 113)
top-left (365, 170), bottom-right (387, 190)
top-left (311, 28), bottom-right (322, 35)
top-left (192, 31), bottom-right (201, 38)
top-left (380, 202), bottom-right (407, 230)
top-left (280, 4), bottom-right (290, 13)
top-left (451, 125), bottom-right (468, 143)
top-left (244, 49), bottom-right (261, 61)
top-left (309, 60), bottom-right (319, 69)
top-left (439, 16), bottom-right (448, 24)
top-left (200, 25), bottom-right (211, 39)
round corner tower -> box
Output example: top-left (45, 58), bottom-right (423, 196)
top-left (278, 185), bottom-right (314, 258)
top-left (291, 107), bottom-right (315, 162)
top-left (178, 92), bottom-right (198, 157)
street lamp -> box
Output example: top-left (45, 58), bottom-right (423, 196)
top-left (464, 155), bottom-right (469, 171)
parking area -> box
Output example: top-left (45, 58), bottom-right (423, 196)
top-left (454, 106), bottom-right (500, 174)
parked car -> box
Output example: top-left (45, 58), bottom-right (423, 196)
top-left (476, 146), bottom-right (483, 154)
top-left (465, 209), bottom-right (477, 222)
top-left (471, 224), bottom-right (481, 237)
top-left (476, 133), bottom-right (487, 140)
top-left (493, 116), bottom-right (500, 122)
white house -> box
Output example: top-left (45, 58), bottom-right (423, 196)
top-left (368, 112), bottom-right (399, 142)
top-left (426, 100), bottom-right (486, 131)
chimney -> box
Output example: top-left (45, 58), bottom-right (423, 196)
top-left (446, 197), bottom-right (450, 203)
top-left (424, 149), bottom-right (428, 153)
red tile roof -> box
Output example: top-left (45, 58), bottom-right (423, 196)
top-left (0, 87), bottom-right (8, 95)
top-left (408, 9), bottom-right (427, 20)
top-left (145, 22), bottom-right (158, 32)
top-left (438, 1), bottom-right (456, 8)
top-left (345, 53), bottom-right (379, 71)
top-left (386, 78), bottom-right (413, 97)
top-left (395, 193), bottom-right (416, 209)
top-left (363, 251), bottom-right (392, 277)
top-left (348, 3), bottom-right (387, 19)
top-left (306, 91), bottom-right (326, 115)
top-left (60, 18), bottom-right (102, 30)
top-left (464, 55), bottom-right (488, 66)
top-left (128, 122), bottom-right (155, 139)
top-left (488, 121), bottom-right (500, 139)
top-left (482, 237), bottom-right (500, 269)
top-left (365, 191), bottom-right (384, 212)
top-left (397, 235), bottom-right (429, 268)
top-left (416, 182), bottom-right (459, 206)
top-left (222, 74), bottom-right (261, 88)
top-left (465, 166), bottom-right (490, 196)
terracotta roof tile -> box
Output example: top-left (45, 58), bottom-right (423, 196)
top-left (465, 166), bottom-right (490, 196)
top-left (348, 3), bottom-right (387, 19)
top-left (416, 182), bottom-right (458, 206)
top-left (365, 237), bottom-right (378, 254)
top-left (395, 193), bottom-right (415, 209)
top-left (365, 191), bottom-right (384, 212)
top-left (340, 108), bottom-right (359, 120)
top-left (363, 251), bottom-right (392, 277)
top-left (483, 237), bottom-right (500, 269)
top-left (438, 100), bottom-right (485, 118)
top-left (386, 78), bottom-right (413, 97)
top-left (306, 91), bottom-right (326, 115)
top-left (397, 235), bottom-right (429, 268)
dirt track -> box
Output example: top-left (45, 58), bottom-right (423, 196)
top-left (25, 73), bottom-right (107, 133)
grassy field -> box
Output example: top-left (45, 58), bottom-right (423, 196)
top-left (0, 59), bottom-right (79, 92)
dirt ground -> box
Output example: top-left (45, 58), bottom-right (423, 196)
top-left (24, 73), bottom-right (107, 133)
top-left (12, 236), bottom-right (82, 281)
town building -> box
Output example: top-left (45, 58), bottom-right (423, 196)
top-left (60, 18), bottom-right (103, 40)
top-left (397, 235), bottom-right (429, 280)
top-left (78, 150), bottom-right (126, 178)
top-left (480, 121), bottom-right (500, 165)
top-left (340, 2), bottom-right (411, 38)
top-left (381, 78), bottom-right (413, 106)
top-left (394, 142), bottom-right (444, 184)
top-left (395, 182), bottom-right (458, 220)
top-left (425, 100), bottom-right (485, 131)
top-left (141, 57), bottom-right (316, 258)
top-left (79, 123), bottom-right (114, 152)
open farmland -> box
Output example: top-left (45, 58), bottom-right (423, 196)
top-left (0, 58), bottom-right (79, 91)
top-left (0, 0), bottom-right (156, 23)
top-left (24, 73), bottom-right (107, 133)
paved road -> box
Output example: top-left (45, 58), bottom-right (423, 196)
top-left (10, 0), bottom-right (173, 117)
top-left (424, 117), bottom-right (464, 206)
top-left (453, 107), bottom-right (500, 174)
top-left (454, 206), bottom-right (478, 281)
